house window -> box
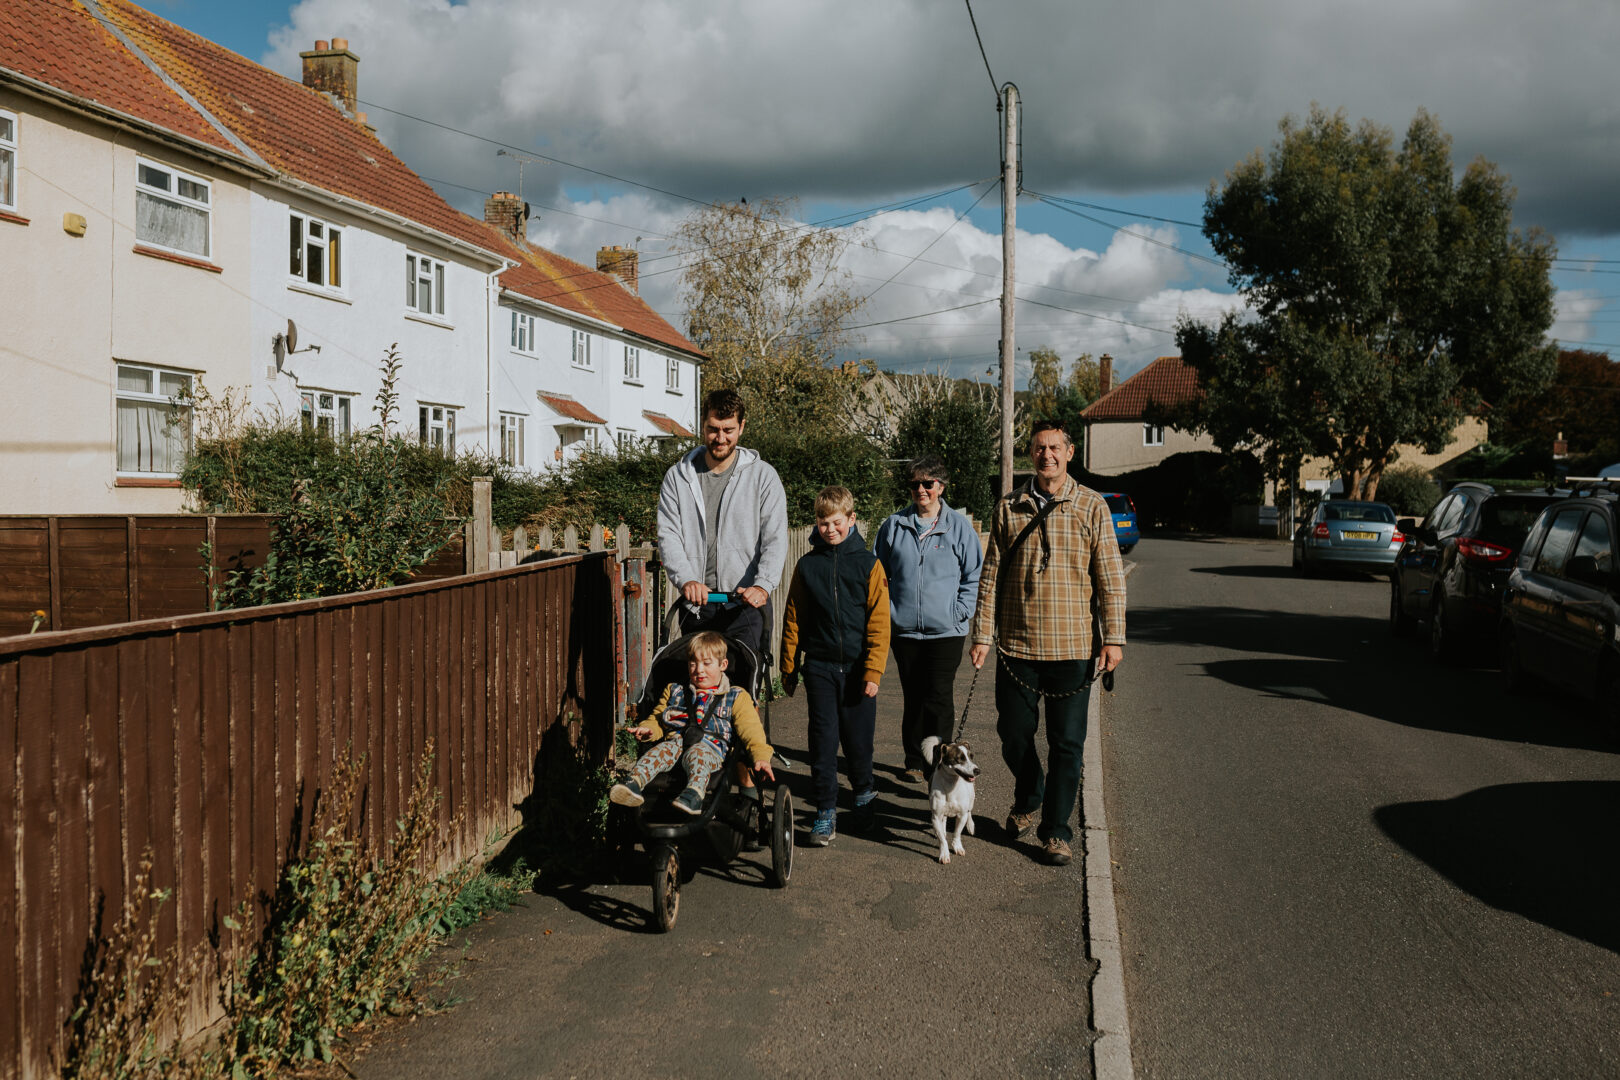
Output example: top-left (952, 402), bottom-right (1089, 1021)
top-left (616, 427), bottom-right (637, 451)
top-left (571, 329), bottom-right (592, 369)
top-left (299, 390), bottom-right (352, 439)
top-left (624, 345), bottom-right (641, 383)
top-left (135, 159), bottom-right (211, 258)
top-left (1143, 424), bottom-right (1165, 447)
top-left (0, 111), bottom-right (16, 211)
top-left (115, 363), bottom-right (192, 475)
top-left (666, 358), bottom-right (681, 390)
top-left (418, 404), bottom-right (456, 455)
top-left (511, 311), bottom-right (536, 354)
top-left (289, 213), bottom-right (343, 289)
top-left (500, 413), bottom-right (526, 466)
top-left (406, 252), bottom-right (446, 317)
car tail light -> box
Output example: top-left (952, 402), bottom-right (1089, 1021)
top-left (1458, 536), bottom-right (1513, 563)
top-left (1312, 523), bottom-right (1330, 539)
top-left (1391, 531), bottom-right (1405, 545)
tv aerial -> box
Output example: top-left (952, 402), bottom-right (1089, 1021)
top-left (272, 319), bottom-right (321, 377)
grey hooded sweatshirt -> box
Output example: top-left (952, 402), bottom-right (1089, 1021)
top-left (657, 446), bottom-right (789, 596)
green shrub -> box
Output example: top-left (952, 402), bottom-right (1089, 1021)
top-left (1377, 464), bottom-right (1441, 517)
top-left (890, 387), bottom-right (1003, 522)
top-left (748, 426), bottom-right (893, 527)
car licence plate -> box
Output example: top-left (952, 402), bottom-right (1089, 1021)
top-left (1118, 519), bottom-right (1133, 528)
top-left (1342, 530), bottom-right (1376, 540)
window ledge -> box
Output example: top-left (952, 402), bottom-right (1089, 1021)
top-left (133, 244), bottom-right (221, 273)
top-left (0, 210), bottom-right (28, 226)
top-left (115, 476), bottom-right (183, 488)
top-left (665, 386), bottom-right (683, 395)
top-left (288, 281), bottom-right (352, 304)
top-left (623, 378), bottom-right (643, 387)
top-left (404, 311), bottom-right (454, 330)
top-left (511, 349), bottom-right (538, 359)
top-left (571, 364), bottom-right (595, 373)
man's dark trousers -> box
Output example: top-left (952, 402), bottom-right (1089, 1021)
top-left (892, 636), bottom-right (965, 771)
top-left (802, 659), bottom-right (876, 812)
top-left (995, 653), bottom-right (1091, 844)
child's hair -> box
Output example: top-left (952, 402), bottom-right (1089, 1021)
top-left (814, 485), bottom-right (855, 520)
top-left (688, 631), bottom-right (729, 662)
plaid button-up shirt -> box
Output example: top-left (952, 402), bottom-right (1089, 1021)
top-left (970, 475), bottom-right (1127, 661)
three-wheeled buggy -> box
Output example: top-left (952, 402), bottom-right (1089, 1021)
top-left (625, 606), bottom-right (793, 931)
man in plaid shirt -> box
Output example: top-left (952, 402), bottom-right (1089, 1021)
top-left (969, 420), bottom-right (1127, 866)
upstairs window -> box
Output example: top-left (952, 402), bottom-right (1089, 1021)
top-left (419, 404), bottom-right (456, 455)
top-left (136, 159), bottom-right (211, 258)
top-left (511, 311), bottom-right (536, 354)
top-left (299, 390), bottom-right (352, 439)
top-left (624, 345), bottom-right (641, 383)
top-left (1142, 424), bottom-right (1165, 447)
top-left (0, 111), bottom-right (15, 211)
top-left (666, 358), bottom-right (681, 390)
top-left (571, 329), bottom-right (592, 369)
top-left (115, 363), bottom-right (192, 475)
top-left (289, 213), bottom-right (343, 289)
top-left (500, 413), bottom-right (526, 466)
top-left (406, 252), bottom-right (446, 317)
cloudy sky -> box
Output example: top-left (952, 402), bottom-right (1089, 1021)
top-left (163, 0), bottom-right (1620, 383)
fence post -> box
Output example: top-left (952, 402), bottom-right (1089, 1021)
top-left (562, 525), bottom-right (579, 552)
top-left (589, 525), bottom-right (605, 553)
top-left (471, 477), bottom-right (492, 573)
top-left (514, 525), bottom-right (528, 554)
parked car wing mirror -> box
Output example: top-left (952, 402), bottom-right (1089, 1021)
top-left (1397, 518), bottom-right (1417, 535)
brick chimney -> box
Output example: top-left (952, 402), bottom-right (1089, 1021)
top-left (1099, 354), bottom-right (1114, 394)
top-left (596, 245), bottom-right (639, 294)
top-left (483, 191), bottom-right (529, 246)
top-left (300, 38), bottom-right (359, 115)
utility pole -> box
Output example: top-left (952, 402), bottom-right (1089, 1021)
top-left (999, 82), bottom-right (1020, 497)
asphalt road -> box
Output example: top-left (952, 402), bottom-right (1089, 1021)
top-left (1106, 536), bottom-right (1620, 1078)
top-left (353, 650), bottom-right (1097, 1080)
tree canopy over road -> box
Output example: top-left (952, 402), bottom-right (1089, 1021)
top-left (1172, 106), bottom-right (1558, 499)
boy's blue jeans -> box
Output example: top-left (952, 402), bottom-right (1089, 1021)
top-left (803, 659), bottom-right (876, 813)
top-left (995, 653), bottom-right (1092, 844)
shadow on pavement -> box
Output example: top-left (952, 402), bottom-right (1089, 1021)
top-left (1376, 782), bottom-right (1620, 954)
top-left (535, 878), bottom-right (658, 935)
top-left (1189, 564), bottom-right (1302, 579)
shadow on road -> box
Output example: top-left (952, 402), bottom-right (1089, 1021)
top-left (1189, 564), bottom-right (1302, 579)
top-left (1376, 782), bottom-right (1620, 954)
top-left (1130, 602), bottom-right (1384, 663)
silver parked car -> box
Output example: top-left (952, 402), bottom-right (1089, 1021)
top-left (1293, 500), bottom-right (1404, 575)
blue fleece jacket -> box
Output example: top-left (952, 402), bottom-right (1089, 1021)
top-left (873, 501), bottom-right (984, 640)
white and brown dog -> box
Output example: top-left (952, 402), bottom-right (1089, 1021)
top-left (920, 735), bottom-right (980, 864)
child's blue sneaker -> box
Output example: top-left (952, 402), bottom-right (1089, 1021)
top-left (846, 788), bottom-right (877, 833)
top-left (673, 786), bottom-right (704, 816)
top-left (609, 779), bottom-right (644, 807)
top-left (808, 809), bottom-right (836, 846)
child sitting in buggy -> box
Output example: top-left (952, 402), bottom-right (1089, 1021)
top-left (610, 631), bottom-right (776, 814)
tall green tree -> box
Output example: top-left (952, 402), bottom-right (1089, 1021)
top-left (1174, 106), bottom-right (1557, 499)
top-left (1027, 346), bottom-right (1064, 418)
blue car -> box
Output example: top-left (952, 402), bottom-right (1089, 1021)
top-left (1102, 492), bottom-right (1139, 554)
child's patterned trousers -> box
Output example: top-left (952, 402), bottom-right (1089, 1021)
top-left (630, 735), bottom-right (725, 795)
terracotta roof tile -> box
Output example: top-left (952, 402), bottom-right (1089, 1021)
top-left (642, 410), bottom-right (692, 438)
top-left (1080, 356), bottom-right (1201, 422)
top-left (500, 246), bottom-right (703, 361)
top-left (0, 0), bottom-right (236, 154)
top-left (537, 393), bottom-right (607, 426)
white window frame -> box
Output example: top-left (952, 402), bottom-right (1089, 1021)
top-left (418, 404), bottom-right (457, 455)
top-left (1143, 423), bottom-right (1165, 447)
top-left (135, 157), bottom-right (212, 259)
top-left (623, 344), bottom-right (642, 384)
top-left (289, 211), bottom-right (345, 292)
top-left (500, 412), bottom-right (526, 467)
top-left (406, 251), bottom-right (447, 318)
top-left (616, 427), bottom-right (638, 451)
top-left (115, 362), bottom-right (193, 477)
top-left (299, 389), bottom-right (353, 440)
top-left (571, 329), bottom-right (593, 370)
top-left (0, 110), bottom-right (16, 212)
top-left (511, 310), bottom-right (536, 355)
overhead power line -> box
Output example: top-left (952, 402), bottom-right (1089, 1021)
top-left (859, 179), bottom-right (999, 303)
top-left (963, 0), bottom-right (999, 102)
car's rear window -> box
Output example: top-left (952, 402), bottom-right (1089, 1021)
top-left (1325, 503), bottom-right (1394, 523)
top-left (1478, 496), bottom-right (1559, 546)
top-left (1105, 495), bottom-right (1131, 514)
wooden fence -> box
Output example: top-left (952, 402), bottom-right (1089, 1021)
top-left (0, 552), bottom-right (621, 1080)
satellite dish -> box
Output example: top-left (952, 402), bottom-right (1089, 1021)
top-left (286, 319), bottom-right (299, 355)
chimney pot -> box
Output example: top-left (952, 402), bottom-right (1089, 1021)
top-left (331, 36), bottom-right (348, 50)
top-left (596, 245), bottom-right (639, 294)
top-left (301, 40), bottom-right (359, 115)
top-left (314, 39), bottom-right (329, 50)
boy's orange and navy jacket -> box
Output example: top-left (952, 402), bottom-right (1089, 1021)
top-left (780, 524), bottom-right (891, 685)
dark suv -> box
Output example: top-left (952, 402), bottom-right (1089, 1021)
top-left (1390, 482), bottom-right (1564, 662)
top-left (1499, 486), bottom-right (1619, 722)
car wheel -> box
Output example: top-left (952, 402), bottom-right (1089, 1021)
top-left (1499, 626), bottom-right (1530, 695)
top-left (1389, 578), bottom-right (1415, 638)
top-left (1600, 663), bottom-right (1620, 729)
top-left (1428, 590), bottom-right (1455, 663)
top-left (1120, 544), bottom-right (1136, 555)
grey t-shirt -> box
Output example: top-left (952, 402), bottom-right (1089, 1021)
top-left (696, 458), bottom-right (737, 590)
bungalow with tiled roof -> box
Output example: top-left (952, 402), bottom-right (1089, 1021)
top-left (1, 0), bottom-right (703, 511)
top-left (1079, 355), bottom-right (1218, 475)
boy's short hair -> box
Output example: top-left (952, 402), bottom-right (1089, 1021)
top-left (814, 485), bottom-right (855, 520)
top-left (688, 631), bottom-right (729, 662)
top-left (702, 388), bottom-right (746, 425)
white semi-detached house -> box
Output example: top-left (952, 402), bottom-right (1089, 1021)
top-left (0, 1), bottom-right (703, 516)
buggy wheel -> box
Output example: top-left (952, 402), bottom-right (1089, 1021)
top-left (651, 845), bottom-right (680, 931)
top-left (708, 810), bottom-right (745, 863)
top-left (770, 783), bottom-right (794, 888)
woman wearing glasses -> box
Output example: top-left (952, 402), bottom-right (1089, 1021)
top-left (873, 456), bottom-right (985, 783)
